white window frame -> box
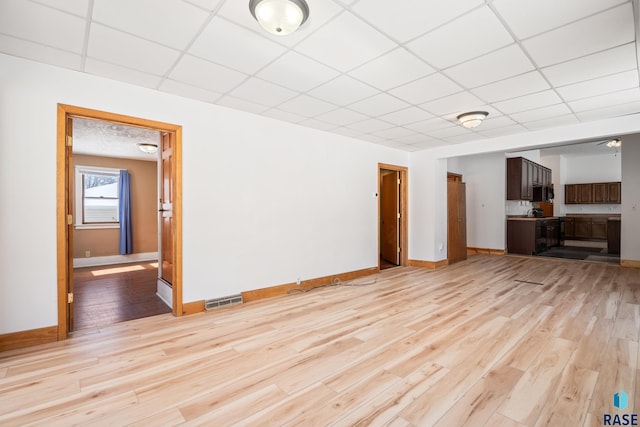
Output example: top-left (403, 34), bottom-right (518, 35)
top-left (74, 165), bottom-right (121, 229)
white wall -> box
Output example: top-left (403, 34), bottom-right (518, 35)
top-left (449, 153), bottom-right (507, 250)
top-left (621, 134), bottom-right (640, 262)
top-left (543, 152), bottom-right (622, 215)
top-left (0, 54), bottom-right (408, 334)
top-left (409, 154), bottom-right (448, 262)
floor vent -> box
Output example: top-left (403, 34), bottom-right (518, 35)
top-left (205, 294), bottom-right (243, 310)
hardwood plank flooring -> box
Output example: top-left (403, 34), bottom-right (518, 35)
top-left (73, 262), bottom-right (171, 331)
top-left (1, 254), bottom-right (639, 426)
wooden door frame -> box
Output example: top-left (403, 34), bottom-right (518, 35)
top-left (378, 163), bottom-right (408, 269)
top-left (56, 104), bottom-right (183, 340)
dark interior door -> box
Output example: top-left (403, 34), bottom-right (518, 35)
top-left (381, 171), bottom-right (400, 265)
top-left (448, 180), bottom-right (467, 264)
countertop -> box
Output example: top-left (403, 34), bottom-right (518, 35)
top-left (506, 216), bottom-right (559, 221)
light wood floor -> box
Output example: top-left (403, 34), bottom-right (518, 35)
top-left (1, 254), bottom-right (638, 426)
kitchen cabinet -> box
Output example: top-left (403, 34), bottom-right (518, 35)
top-left (565, 184), bottom-right (578, 204)
top-left (507, 218), bottom-right (559, 255)
top-left (565, 182), bottom-right (621, 204)
top-left (574, 217), bottom-right (591, 238)
top-left (564, 217), bottom-right (575, 238)
top-left (591, 218), bottom-right (607, 239)
top-left (607, 182), bottom-right (621, 203)
top-left (507, 157), bottom-right (552, 201)
top-left (608, 218), bottom-right (621, 254)
top-left (565, 215), bottom-right (616, 241)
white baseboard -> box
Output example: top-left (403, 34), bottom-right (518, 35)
top-left (73, 252), bottom-right (158, 268)
top-left (157, 279), bottom-right (172, 308)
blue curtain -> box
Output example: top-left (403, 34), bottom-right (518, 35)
top-left (119, 170), bottom-right (133, 255)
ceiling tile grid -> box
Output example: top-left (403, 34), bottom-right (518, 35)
top-left (0, 0), bottom-right (638, 152)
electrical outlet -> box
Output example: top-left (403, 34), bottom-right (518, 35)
top-left (296, 277), bottom-right (301, 285)
top-left (85, 250), bottom-right (91, 258)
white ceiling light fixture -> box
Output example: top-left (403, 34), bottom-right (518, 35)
top-left (456, 111), bottom-right (489, 129)
top-left (137, 143), bottom-right (158, 154)
top-left (249, 0), bottom-right (310, 36)
top-left (606, 138), bottom-right (622, 148)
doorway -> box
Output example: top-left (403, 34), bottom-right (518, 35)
top-left (447, 173), bottom-right (467, 264)
top-left (378, 163), bottom-right (408, 270)
top-left (56, 104), bottom-right (183, 339)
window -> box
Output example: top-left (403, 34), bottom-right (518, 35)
top-left (75, 166), bottom-right (120, 228)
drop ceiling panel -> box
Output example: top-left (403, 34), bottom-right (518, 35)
top-left (379, 107), bottom-right (434, 126)
top-left (420, 91), bottom-right (486, 116)
top-left (407, 6), bottom-right (513, 69)
top-left (190, 17), bottom-right (287, 74)
top-left (31, 0), bottom-right (90, 16)
top-left (556, 70), bottom-right (639, 102)
top-left (0, 34), bottom-right (81, 70)
top-left (541, 43), bottom-right (637, 87)
top-left (350, 48), bottom-right (434, 91)
top-left (298, 118), bottom-right (338, 132)
top-left (230, 77), bottom-right (298, 107)
top-left (523, 114), bottom-right (580, 130)
top-left (85, 58), bottom-right (163, 89)
top-left (92, 0), bottom-right (208, 50)
top-left (492, 0), bottom-right (627, 39)
top-left (567, 88), bottom-right (640, 112)
top-left (575, 100), bottom-right (640, 121)
top-left (478, 124), bottom-right (528, 138)
top-left (493, 90), bottom-right (563, 114)
top-left (183, 0), bottom-right (223, 12)
top-left (278, 95), bottom-right (337, 117)
top-left (262, 108), bottom-right (306, 123)
top-left (159, 79), bottom-right (222, 103)
top-left (351, 0), bottom-right (483, 43)
top-left (471, 71), bottom-right (550, 103)
top-left (294, 12), bottom-right (396, 72)
top-left (509, 103), bottom-right (572, 123)
top-left (406, 117), bottom-right (456, 133)
top-left (315, 108), bottom-right (369, 126)
top-left (346, 118), bottom-right (395, 133)
top-left (348, 93), bottom-right (410, 116)
top-left (307, 76), bottom-right (379, 105)
top-left (522, 4), bottom-right (635, 67)
top-left (476, 116), bottom-right (517, 130)
top-left (389, 73), bottom-right (462, 104)
top-left (0, 0), bottom-right (86, 53)
top-left (372, 126), bottom-right (415, 140)
top-left (257, 51), bottom-right (339, 92)
top-left (217, 95), bottom-right (269, 114)
top-left (169, 54), bottom-right (248, 93)
top-left (88, 24), bottom-right (180, 75)
top-left (444, 44), bottom-right (535, 88)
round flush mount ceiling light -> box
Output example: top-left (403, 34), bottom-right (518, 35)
top-left (457, 111), bottom-right (489, 129)
top-left (137, 143), bottom-right (158, 154)
top-left (249, 0), bottom-right (310, 36)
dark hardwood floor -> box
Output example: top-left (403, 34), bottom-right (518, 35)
top-left (73, 262), bottom-right (171, 331)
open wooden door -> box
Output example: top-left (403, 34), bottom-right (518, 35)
top-left (66, 116), bottom-right (75, 332)
top-left (381, 171), bottom-right (400, 265)
top-left (158, 131), bottom-right (176, 310)
top-left (447, 173), bottom-right (467, 264)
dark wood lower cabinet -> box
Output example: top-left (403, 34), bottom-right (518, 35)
top-left (591, 218), bottom-right (607, 240)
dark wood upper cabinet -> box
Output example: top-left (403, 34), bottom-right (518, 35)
top-left (507, 157), bottom-right (551, 201)
top-left (608, 182), bottom-right (621, 203)
top-left (564, 181), bottom-right (621, 204)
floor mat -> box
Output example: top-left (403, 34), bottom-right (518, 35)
top-left (536, 246), bottom-right (619, 263)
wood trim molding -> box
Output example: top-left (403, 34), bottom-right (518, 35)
top-left (467, 247), bottom-right (506, 255)
top-left (57, 104), bottom-right (183, 337)
top-left (0, 326), bottom-right (58, 352)
top-left (182, 300), bottom-right (205, 315)
top-left (408, 259), bottom-right (449, 269)
top-left (242, 267), bottom-right (379, 303)
top-left (621, 260), bottom-right (640, 268)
